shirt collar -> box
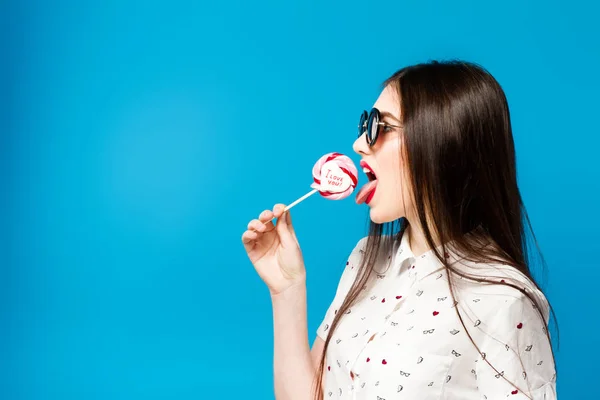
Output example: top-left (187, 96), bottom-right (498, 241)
top-left (393, 226), bottom-right (450, 281)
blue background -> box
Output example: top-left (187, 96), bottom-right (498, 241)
top-left (2, 0), bottom-right (598, 399)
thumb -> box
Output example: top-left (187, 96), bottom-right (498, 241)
top-left (276, 210), bottom-right (297, 248)
top-left (284, 209), bottom-right (298, 243)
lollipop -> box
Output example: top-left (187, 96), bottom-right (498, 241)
top-left (309, 152), bottom-right (358, 200)
top-left (265, 152), bottom-right (358, 223)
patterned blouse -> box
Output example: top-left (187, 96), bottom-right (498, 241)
top-left (316, 229), bottom-right (556, 400)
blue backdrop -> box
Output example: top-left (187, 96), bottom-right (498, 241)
top-left (2, 0), bottom-right (598, 399)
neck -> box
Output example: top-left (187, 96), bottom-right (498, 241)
top-left (406, 220), bottom-right (439, 257)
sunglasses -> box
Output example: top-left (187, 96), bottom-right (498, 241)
top-left (358, 108), bottom-right (402, 147)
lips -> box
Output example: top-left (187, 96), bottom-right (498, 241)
top-left (356, 160), bottom-right (378, 205)
top-left (360, 161), bottom-right (377, 181)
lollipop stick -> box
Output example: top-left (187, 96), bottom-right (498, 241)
top-left (284, 188), bottom-right (318, 212)
top-left (263, 188), bottom-right (318, 226)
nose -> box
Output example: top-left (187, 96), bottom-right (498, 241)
top-left (353, 131), bottom-right (370, 156)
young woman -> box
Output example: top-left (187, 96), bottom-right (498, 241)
top-left (241, 60), bottom-right (557, 400)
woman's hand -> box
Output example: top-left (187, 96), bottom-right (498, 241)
top-left (242, 204), bottom-right (306, 295)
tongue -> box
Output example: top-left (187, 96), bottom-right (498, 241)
top-left (355, 180), bottom-right (378, 204)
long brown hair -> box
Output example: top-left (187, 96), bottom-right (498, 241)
top-left (312, 60), bottom-right (557, 399)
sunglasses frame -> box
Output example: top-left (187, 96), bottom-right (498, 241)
top-left (358, 107), bottom-right (402, 147)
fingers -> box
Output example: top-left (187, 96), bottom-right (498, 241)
top-left (257, 209), bottom-right (276, 232)
top-left (273, 204), bottom-right (286, 218)
top-left (258, 209), bottom-right (273, 224)
top-left (241, 229), bottom-right (258, 253)
top-left (247, 219), bottom-right (267, 233)
top-left (242, 217), bottom-right (268, 252)
top-left (242, 204), bottom-right (297, 250)
top-left (241, 229), bottom-right (258, 244)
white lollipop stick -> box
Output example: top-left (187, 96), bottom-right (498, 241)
top-left (263, 188), bottom-right (318, 226)
top-left (284, 188), bottom-right (318, 212)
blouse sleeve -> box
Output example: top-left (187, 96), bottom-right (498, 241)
top-left (474, 290), bottom-right (557, 400)
top-left (316, 237), bottom-right (367, 341)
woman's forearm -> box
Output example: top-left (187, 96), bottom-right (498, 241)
top-left (271, 282), bottom-right (316, 400)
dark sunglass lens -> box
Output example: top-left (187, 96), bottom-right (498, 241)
top-left (358, 111), bottom-right (367, 138)
top-left (367, 110), bottom-right (379, 145)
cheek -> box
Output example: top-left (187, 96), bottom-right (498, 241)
top-left (379, 141), bottom-right (405, 194)
top-left (377, 137), bottom-right (402, 171)
top-left (386, 146), bottom-right (412, 213)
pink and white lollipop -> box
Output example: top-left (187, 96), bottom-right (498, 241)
top-left (309, 152), bottom-right (358, 200)
top-left (281, 152), bottom-right (359, 213)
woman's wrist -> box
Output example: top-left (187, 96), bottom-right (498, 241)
top-left (269, 278), bottom-right (307, 301)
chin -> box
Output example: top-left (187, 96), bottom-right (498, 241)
top-left (369, 202), bottom-right (406, 225)
top-left (369, 208), bottom-right (396, 224)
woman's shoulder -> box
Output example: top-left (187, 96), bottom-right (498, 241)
top-left (452, 257), bottom-right (551, 324)
top-left (353, 236), bottom-right (370, 251)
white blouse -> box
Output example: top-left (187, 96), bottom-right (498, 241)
top-left (316, 229), bottom-right (556, 400)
